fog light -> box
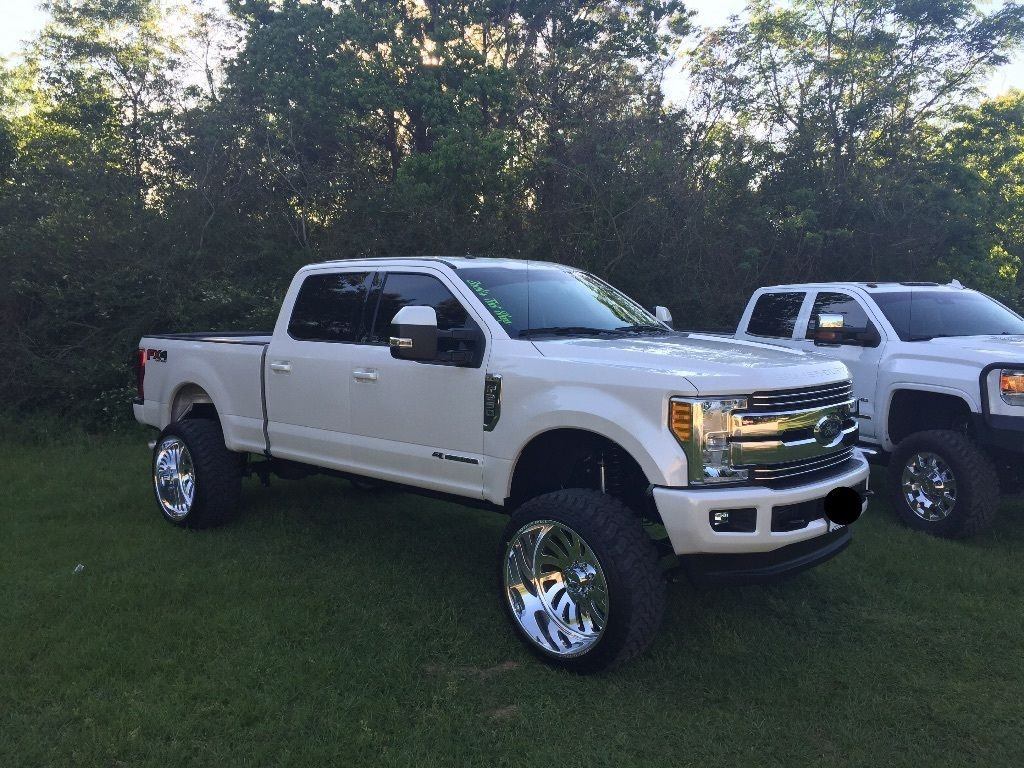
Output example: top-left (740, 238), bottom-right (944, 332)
top-left (709, 507), bottom-right (757, 533)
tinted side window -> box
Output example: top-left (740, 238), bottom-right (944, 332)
top-left (747, 292), bottom-right (806, 338)
top-left (369, 272), bottom-right (470, 344)
top-left (288, 272), bottom-right (373, 342)
top-left (805, 292), bottom-right (872, 339)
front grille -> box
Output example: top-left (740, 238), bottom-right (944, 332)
top-left (752, 447), bottom-right (856, 485)
top-left (747, 381), bottom-right (854, 413)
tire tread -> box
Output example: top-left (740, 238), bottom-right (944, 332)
top-left (887, 429), bottom-right (998, 538)
top-left (502, 489), bottom-right (665, 671)
top-left (154, 419), bottom-right (242, 528)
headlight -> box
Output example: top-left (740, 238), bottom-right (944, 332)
top-left (1000, 369), bottom-right (1024, 406)
top-left (669, 397), bottom-right (749, 484)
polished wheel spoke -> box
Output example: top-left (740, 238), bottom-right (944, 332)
top-left (503, 520), bottom-right (609, 657)
top-left (902, 451), bottom-right (957, 522)
top-left (153, 438), bottom-right (196, 520)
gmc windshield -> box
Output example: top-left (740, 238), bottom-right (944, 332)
top-left (873, 290), bottom-right (1024, 341)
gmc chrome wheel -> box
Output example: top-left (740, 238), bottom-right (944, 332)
top-left (902, 451), bottom-right (958, 522)
top-left (154, 437), bottom-right (196, 520)
top-left (503, 520), bottom-right (609, 657)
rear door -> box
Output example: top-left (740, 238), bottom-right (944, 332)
top-left (264, 269), bottom-right (375, 467)
top-left (794, 291), bottom-right (885, 439)
top-left (347, 267), bottom-right (489, 498)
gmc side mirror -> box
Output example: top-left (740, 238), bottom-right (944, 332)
top-left (390, 305), bottom-right (438, 361)
top-left (654, 305), bottom-right (674, 329)
top-left (812, 313), bottom-right (880, 348)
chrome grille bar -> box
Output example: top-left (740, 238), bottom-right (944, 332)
top-left (749, 381), bottom-right (853, 412)
top-left (751, 447), bottom-right (856, 483)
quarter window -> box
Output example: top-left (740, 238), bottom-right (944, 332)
top-left (747, 292), bottom-right (806, 338)
top-left (288, 272), bottom-right (373, 343)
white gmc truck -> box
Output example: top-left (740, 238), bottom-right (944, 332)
top-left (736, 282), bottom-right (1024, 538)
top-left (134, 257), bottom-right (867, 671)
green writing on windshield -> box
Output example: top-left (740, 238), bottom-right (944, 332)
top-left (465, 279), bottom-right (513, 326)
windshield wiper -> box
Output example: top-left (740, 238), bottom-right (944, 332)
top-left (908, 334), bottom-right (954, 341)
top-left (519, 326), bottom-right (624, 339)
top-left (616, 323), bottom-right (670, 335)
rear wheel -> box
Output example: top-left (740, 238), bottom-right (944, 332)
top-left (887, 430), bottom-right (999, 538)
top-left (500, 489), bottom-right (665, 672)
top-left (153, 419), bottom-right (242, 528)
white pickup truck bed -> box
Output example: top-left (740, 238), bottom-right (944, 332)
top-left (137, 332), bottom-right (273, 456)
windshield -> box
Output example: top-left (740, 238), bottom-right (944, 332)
top-left (456, 265), bottom-right (662, 338)
top-left (873, 290), bottom-right (1024, 341)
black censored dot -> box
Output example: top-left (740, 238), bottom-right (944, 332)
top-left (824, 486), bottom-right (863, 526)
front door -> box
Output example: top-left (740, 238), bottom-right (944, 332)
top-left (347, 268), bottom-right (489, 498)
top-left (797, 291), bottom-right (885, 439)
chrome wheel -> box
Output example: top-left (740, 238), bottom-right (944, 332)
top-left (503, 520), bottom-right (609, 657)
top-left (902, 451), bottom-right (958, 522)
top-left (154, 437), bottom-right (196, 520)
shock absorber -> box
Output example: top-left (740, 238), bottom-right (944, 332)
top-left (603, 447), bottom-right (626, 499)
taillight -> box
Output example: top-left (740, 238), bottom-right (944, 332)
top-left (135, 348), bottom-right (146, 401)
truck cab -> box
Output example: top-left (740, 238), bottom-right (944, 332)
top-left (736, 281), bottom-right (1024, 537)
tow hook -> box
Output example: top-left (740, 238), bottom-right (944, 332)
top-left (824, 487), bottom-right (864, 526)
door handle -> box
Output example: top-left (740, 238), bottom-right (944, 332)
top-left (352, 368), bottom-right (378, 382)
top-left (270, 361), bottom-right (292, 373)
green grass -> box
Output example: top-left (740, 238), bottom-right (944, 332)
top-left (2, 430), bottom-right (1022, 767)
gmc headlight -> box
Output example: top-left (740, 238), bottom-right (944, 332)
top-left (1000, 369), bottom-right (1024, 406)
top-left (669, 397), bottom-right (749, 484)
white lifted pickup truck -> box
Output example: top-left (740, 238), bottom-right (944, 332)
top-left (736, 281), bottom-right (1024, 538)
top-left (134, 257), bottom-right (867, 670)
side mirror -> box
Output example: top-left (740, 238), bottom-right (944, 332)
top-left (654, 305), bottom-right (674, 329)
top-left (390, 305), bottom-right (438, 361)
top-left (812, 313), bottom-right (879, 347)
top-left (812, 313), bottom-right (847, 346)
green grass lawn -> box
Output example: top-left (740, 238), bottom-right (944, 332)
top-left (2, 428), bottom-right (1022, 767)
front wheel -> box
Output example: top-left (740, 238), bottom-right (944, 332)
top-left (887, 430), bottom-right (999, 538)
top-left (500, 489), bottom-right (665, 672)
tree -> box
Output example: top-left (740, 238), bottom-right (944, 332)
top-left (938, 90), bottom-right (1024, 305)
top-left (691, 0), bottom-right (1024, 285)
top-left (0, 0), bottom-right (187, 420)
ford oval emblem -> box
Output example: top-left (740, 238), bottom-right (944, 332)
top-left (813, 414), bottom-right (844, 447)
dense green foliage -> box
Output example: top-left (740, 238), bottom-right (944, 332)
top-left (2, 431), bottom-right (1024, 766)
top-left (1, 0), bottom-right (1023, 423)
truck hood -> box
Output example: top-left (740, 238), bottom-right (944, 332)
top-left (920, 335), bottom-right (1024, 364)
top-left (531, 332), bottom-right (849, 394)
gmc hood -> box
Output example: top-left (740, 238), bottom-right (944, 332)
top-left (922, 335), bottom-right (1024, 364)
top-left (531, 332), bottom-right (849, 395)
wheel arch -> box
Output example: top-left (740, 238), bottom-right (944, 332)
top-left (168, 382), bottom-right (220, 425)
top-left (506, 427), bottom-right (657, 518)
top-left (886, 388), bottom-right (974, 446)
